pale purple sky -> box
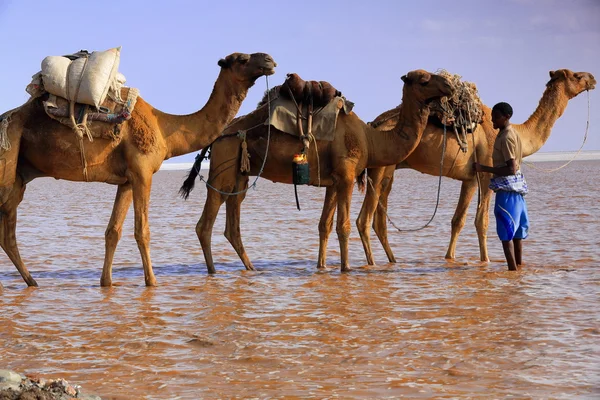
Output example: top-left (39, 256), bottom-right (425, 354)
top-left (0, 0), bottom-right (598, 164)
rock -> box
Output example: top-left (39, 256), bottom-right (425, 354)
top-left (0, 370), bottom-right (102, 399)
top-left (0, 370), bottom-right (22, 384)
top-left (0, 382), bottom-right (21, 391)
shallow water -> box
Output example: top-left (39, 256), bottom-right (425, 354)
top-left (1, 161), bottom-right (599, 399)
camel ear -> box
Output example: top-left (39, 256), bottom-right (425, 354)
top-left (236, 53), bottom-right (250, 64)
top-left (218, 53), bottom-right (243, 69)
top-left (418, 72), bottom-right (431, 84)
top-left (401, 75), bottom-right (408, 83)
top-left (218, 58), bottom-right (230, 68)
top-left (549, 70), bottom-right (567, 81)
top-left (404, 70), bottom-right (430, 84)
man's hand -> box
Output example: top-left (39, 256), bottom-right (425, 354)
top-left (473, 162), bottom-right (483, 173)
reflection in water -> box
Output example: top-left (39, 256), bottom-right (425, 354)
top-left (1, 161), bottom-right (599, 399)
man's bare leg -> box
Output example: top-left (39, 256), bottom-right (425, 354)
top-left (502, 240), bottom-right (518, 271)
top-left (513, 239), bottom-right (522, 266)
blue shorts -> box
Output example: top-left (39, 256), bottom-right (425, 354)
top-left (494, 191), bottom-right (529, 241)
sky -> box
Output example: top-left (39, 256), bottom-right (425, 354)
top-left (0, 0), bottom-right (598, 165)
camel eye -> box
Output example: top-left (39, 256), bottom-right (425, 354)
top-left (420, 81), bottom-right (429, 86)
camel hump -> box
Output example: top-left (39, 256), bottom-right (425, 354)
top-left (280, 73), bottom-right (342, 108)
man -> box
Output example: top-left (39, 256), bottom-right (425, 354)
top-left (474, 102), bottom-right (529, 271)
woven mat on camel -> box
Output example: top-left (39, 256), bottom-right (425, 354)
top-left (267, 95), bottom-right (354, 142)
top-left (42, 86), bottom-right (139, 142)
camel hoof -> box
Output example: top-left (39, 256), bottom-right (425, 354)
top-left (146, 277), bottom-right (158, 286)
top-left (316, 264), bottom-right (326, 270)
top-left (340, 266), bottom-right (351, 273)
top-left (207, 268), bottom-right (217, 275)
top-left (100, 278), bottom-right (112, 287)
top-left (27, 279), bottom-right (39, 287)
top-left (245, 265), bottom-right (256, 271)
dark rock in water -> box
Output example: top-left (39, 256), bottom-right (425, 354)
top-left (0, 369), bottom-right (102, 400)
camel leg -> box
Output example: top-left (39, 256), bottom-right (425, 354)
top-left (197, 187), bottom-right (226, 274)
top-left (335, 173), bottom-right (355, 272)
top-left (0, 179), bottom-right (37, 287)
top-left (445, 180), bottom-right (477, 260)
top-left (224, 176), bottom-right (255, 271)
top-left (356, 168), bottom-right (385, 265)
top-left (373, 173), bottom-right (397, 263)
top-left (131, 176), bottom-right (156, 286)
top-left (474, 177), bottom-right (492, 262)
top-left (100, 183), bottom-right (133, 287)
top-left (317, 186), bottom-right (337, 269)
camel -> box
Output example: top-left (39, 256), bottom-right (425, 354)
top-left (0, 52), bottom-right (276, 287)
top-left (180, 69), bottom-right (453, 273)
top-left (356, 69), bottom-right (596, 265)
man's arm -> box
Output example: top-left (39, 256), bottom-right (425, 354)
top-left (473, 159), bottom-right (517, 176)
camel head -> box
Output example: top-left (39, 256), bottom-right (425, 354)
top-left (547, 69), bottom-right (596, 98)
top-left (217, 52), bottom-right (277, 86)
top-left (401, 70), bottom-right (453, 105)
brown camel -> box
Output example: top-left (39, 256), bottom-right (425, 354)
top-left (0, 52), bottom-right (276, 287)
top-left (356, 69), bottom-right (596, 264)
top-left (180, 69), bottom-right (453, 273)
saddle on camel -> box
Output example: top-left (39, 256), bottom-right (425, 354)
top-left (0, 46), bottom-right (139, 185)
top-left (230, 72), bottom-right (353, 197)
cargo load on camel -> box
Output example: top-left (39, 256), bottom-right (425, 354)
top-left (429, 70), bottom-right (483, 152)
top-left (369, 69), bottom-right (483, 153)
top-left (24, 46), bottom-right (140, 144)
top-left (0, 47), bottom-right (140, 187)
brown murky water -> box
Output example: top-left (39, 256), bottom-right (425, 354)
top-left (1, 161), bottom-right (599, 399)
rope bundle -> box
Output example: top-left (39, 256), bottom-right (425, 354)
top-left (431, 69), bottom-right (483, 128)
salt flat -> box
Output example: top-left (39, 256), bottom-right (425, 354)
top-left (160, 150), bottom-right (600, 171)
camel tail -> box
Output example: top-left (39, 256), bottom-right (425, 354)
top-left (179, 146), bottom-right (210, 200)
top-left (357, 169), bottom-right (367, 194)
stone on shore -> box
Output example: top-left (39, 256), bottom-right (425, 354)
top-left (0, 369), bottom-right (102, 400)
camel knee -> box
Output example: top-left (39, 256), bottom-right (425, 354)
top-left (196, 220), bottom-right (212, 248)
top-left (356, 214), bottom-right (369, 237)
top-left (318, 220), bottom-right (332, 236)
top-left (105, 226), bottom-right (122, 244)
top-left (134, 229), bottom-right (150, 245)
top-left (451, 215), bottom-right (466, 231)
top-left (223, 226), bottom-right (240, 245)
top-left (336, 220), bottom-right (351, 240)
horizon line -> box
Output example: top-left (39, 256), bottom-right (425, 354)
top-left (159, 150), bottom-right (600, 171)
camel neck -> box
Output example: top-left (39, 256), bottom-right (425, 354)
top-left (159, 70), bottom-right (251, 159)
top-left (366, 99), bottom-right (429, 168)
top-left (516, 82), bottom-right (570, 157)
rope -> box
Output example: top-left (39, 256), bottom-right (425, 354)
top-left (238, 131), bottom-right (250, 173)
top-left (196, 75), bottom-right (273, 196)
top-left (370, 111), bottom-right (401, 129)
top-left (370, 123), bottom-right (448, 232)
top-left (466, 101), bottom-right (481, 209)
top-left (308, 133), bottom-right (321, 187)
top-left (523, 91), bottom-right (591, 173)
top-left (78, 136), bottom-right (89, 181)
top-left (0, 114), bottom-right (12, 151)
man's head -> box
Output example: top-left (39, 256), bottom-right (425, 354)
top-left (491, 102), bottom-right (513, 130)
